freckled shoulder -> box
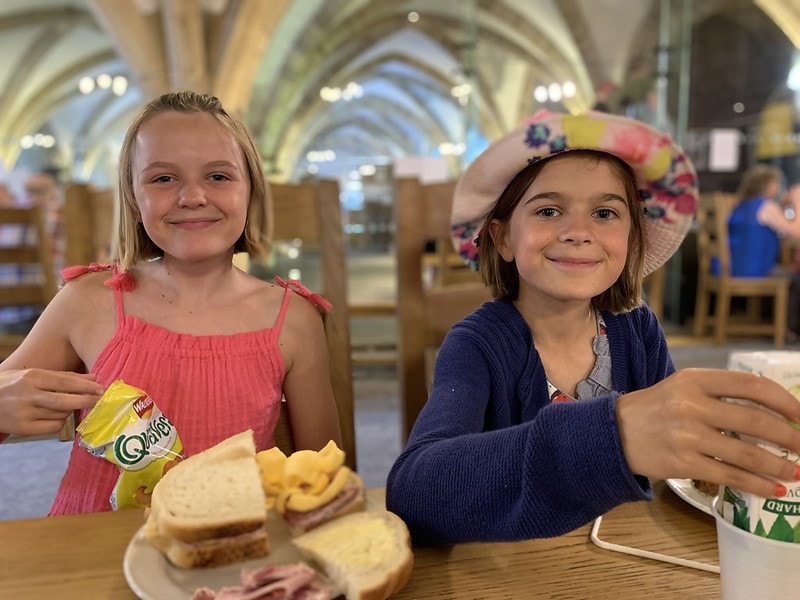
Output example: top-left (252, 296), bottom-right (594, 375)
top-left (54, 268), bottom-right (118, 326)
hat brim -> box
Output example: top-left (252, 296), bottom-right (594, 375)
top-left (451, 110), bottom-right (698, 275)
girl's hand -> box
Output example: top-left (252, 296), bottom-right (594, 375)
top-left (616, 368), bottom-right (800, 498)
top-left (0, 369), bottom-right (105, 436)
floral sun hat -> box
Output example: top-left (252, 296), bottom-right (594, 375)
top-left (451, 109), bottom-right (699, 275)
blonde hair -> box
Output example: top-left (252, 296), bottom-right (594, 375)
top-left (478, 150), bottom-right (645, 313)
top-left (116, 91), bottom-right (271, 270)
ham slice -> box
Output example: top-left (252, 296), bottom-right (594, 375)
top-left (283, 480), bottom-right (361, 532)
top-left (191, 563), bottom-right (331, 600)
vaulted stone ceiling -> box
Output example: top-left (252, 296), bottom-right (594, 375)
top-left (0, 0), bottom-right (796, 188)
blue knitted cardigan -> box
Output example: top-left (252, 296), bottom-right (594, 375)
top-left (385, 297), bottom-right (674, 546)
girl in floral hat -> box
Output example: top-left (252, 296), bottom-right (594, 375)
top-left (386, 110), bottom-right (800, 546)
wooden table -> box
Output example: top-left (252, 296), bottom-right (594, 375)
top-left (0, 481), bottom-right (720, 599)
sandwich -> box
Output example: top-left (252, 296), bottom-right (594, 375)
top-left (292, 510), bottom-right (414, 600)
top-left (195, 511), bottom-right (415, 600)
top-left (145, 429), bottom-right (269, 569)
top-left (258, 440), bottom-right (365, 533)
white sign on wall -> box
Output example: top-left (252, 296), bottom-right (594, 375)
top-left (708, 128), bottom-right (741, 172)
top-left (393, 156), bottom-right (450, 183)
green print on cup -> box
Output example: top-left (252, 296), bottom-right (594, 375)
top-left (723, 421), bottom-right (800, 543)
top-left (723, 351), bottom-right (800, 544)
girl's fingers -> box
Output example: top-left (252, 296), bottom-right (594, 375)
top-left (32, 370), bottom-right (105, 396)
top-left (692, 369), bottom-right (800, 422)
top-left (698, 428), bottom-right (800, 484)
top-left (696, 456), bottom-right (784, 499)
top-left (29, 390), bottom-right (99, 415)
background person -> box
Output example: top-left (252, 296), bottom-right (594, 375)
top-left (728, 163), bottom-right (800, 342)
top-left (23, 169), bottom-right (65, 274)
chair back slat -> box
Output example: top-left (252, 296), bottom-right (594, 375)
top-left (269, 180), bottom-right (356, 468)
top-left (63, 184), bottom-right (115, 267)
top-left (395, 177), bottom-right (492, 439)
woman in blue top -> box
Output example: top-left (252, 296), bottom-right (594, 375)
top-left (728, 163), bottom-right (800, 339)
top-left (385, 110), bottom-right (800, 546)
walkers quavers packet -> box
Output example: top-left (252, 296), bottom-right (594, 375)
top-left (76, 380), bottom-right (183, 510)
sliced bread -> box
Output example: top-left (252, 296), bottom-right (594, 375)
top-left (291, 510), bottom-right (414, 600)
top-left (146, 430), bottom-right (268, 550)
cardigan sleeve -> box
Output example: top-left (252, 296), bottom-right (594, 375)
top-left (386, 311), bottom-right (652, 547)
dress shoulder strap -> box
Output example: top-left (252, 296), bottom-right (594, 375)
top-left (61, 262), bottom-right (114, 283)
top-left (273, 277), bottom-right (332, 312)
top-left (61, 263), bottom-right (136, 321)
top-left (273, 276), bottom-right (332, 334)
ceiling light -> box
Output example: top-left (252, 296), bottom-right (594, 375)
top-left (534, 86), bottom-right (549, 103)
top-left (112, 76), bottom-right (128, 96)
top-left (79, 76), bottom-right (95, 94)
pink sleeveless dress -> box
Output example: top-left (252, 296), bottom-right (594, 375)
top-left (49, 264), bottom-right (322, 515)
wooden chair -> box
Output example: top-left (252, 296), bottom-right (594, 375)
top-left (693, 191), bottom-right (789, 347)
top-left (395, 177), bottom-right (493, 441)
top-left (0, 205), bottom-right (58, 360)
top-left (643, 266), bottom-right (666, 321)
top-left (267, 179), bottom-right (356, 469)
top-left (55, 184), bottom-right (116, 441)
top-left (63, 183), bottom-right (115, 266)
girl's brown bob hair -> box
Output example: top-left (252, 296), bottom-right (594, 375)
top-left (116, 90), bottom-right (272, 270)
top-left (478, 149), bottom-right (645, 313)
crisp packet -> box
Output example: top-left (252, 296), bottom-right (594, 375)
top-left (76, 379), bottom-right (183, 510)
top-left (722, 351), bottom-right (800, 542)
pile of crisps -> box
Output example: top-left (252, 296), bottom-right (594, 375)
top-left (256, 440), bottom-right (352, 514)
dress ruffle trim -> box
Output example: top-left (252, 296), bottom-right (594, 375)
top-left (61, 263), bottom-right (137, 292)
top-left (274, 276), bottom-right (332, 312)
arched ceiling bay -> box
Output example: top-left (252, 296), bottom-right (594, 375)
top-left (0, 0), bottom-right (795, 191)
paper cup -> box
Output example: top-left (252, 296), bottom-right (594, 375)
top-left (714, 495), bottom-right (800, 599)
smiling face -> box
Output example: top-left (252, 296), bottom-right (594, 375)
top-left (490, 153), bottom-right (632, 309)
top-left (131, 111), bottom-right (250, 265)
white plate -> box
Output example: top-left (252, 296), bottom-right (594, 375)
top-left (665, 478), bottom-right (715, 516)
top-left (123, 515), bottom-right (318, 600)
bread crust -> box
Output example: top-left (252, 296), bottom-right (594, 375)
top-left (150, 526), bottom-right (269, 569)
top-left (292, 510), bottom-right (414, 600)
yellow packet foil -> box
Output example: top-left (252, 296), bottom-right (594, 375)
top-left (76, 379), bottom-right (183, 510)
